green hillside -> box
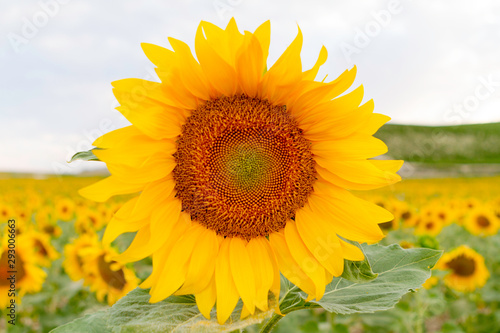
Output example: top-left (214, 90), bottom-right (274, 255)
top-left (375, 122), bottom-right (500, 164)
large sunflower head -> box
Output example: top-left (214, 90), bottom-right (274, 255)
top-left (80, 19), bottom-right (402, 324)
top-left (436, 245), bottom-right (489, 292)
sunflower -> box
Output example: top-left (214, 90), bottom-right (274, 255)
top-left (436, 245), bottom-right (489, 292)
top-left (15, 205), bottom-right (32, 225)
top-left (80, 19), bottom-right (402, 324)
top-left (63, 233), bottom-right (98, 281)
top-left (433, 204), bottom-right (454, 226)
top-left (35, 207), bottom-right (62, 238)
top-left (0, 235), bottom-right (47, 307)
top-left (81, 240), bottom-right (139, 305)
top-left (396, 201), bottom-right (417, 227)
top-left (24, 230), bottom-right (60, 267)
top-left (422, 275), bottom-right (438, 290)
top-left (399, 240), bottom-right (414, 249)
top-left (55, 197), bottom-right (75, 221)
top-left (464, 206), bottom-right (500, 236)
top-left (414, 216), bottom-right (444, 237)
top-left (0, 203), bottom-right (14, 221)
top-left (75, 207), bottom-right (105, 234)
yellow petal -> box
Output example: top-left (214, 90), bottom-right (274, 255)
top-left (141, 43), bottom-right (176, 80)
top-left (303, 46), bottom-right (328, 81)
top-left (93, 136), bottom-right (175, 168)
top-left (224, 18), bottom-right (245, 65)
top-left (307, 192), bottom-right (384, 244)
top-left (149, 223), bottom-right (204, 302)
top-left (284, 221), bottom-right (326, 300)
top-left (247, 237), bottom-right (274, 311)
top-left (196, 24), bottom-right (237, 96)
top-left (316, 164), bottom-right (392, 191)
top-left (140, 44), bottom-right (197, 110)
top-left (107, 153), bottom-right (175, 184)
top-left (92, 125), bottom-right (141, 148)
top-left (113, 224), bottom-right (152, 263)
top-left (339, 239), bottom-right (365, 261)
top-left (261, 26), bottom-right (302, 104)
top-left (259, 237), bottom-right (282, 314)
top-left (115, 196), bottom-right (182, 262)
top-left (357, 113), bottom-right (391, 135)
top-left (369, 160), bottom-right (404, 173)
top-left (200, 20), bottom-right (235, 66)
top-left (168, 37), bottom-right (213, 100)
top-left (195, 275), bottom-right (216, 319)
top-left (131, 176), bottom-right (176, 221)
top-left (114, 104), bottom-right (182, 141)
top-left (140, 213), bottom-right (191, 289)
top-left (298, 85), bottom-right (365, 130)
top-left (240, 305), bottom-right (252, 320)
top-left (78, 176), bottom-right (144, 202)
top-left (269, 231), bottom-right (316, 297)
top-left (111, 197), bottom-right (138, 220)
top-left (102, 215), bottom-right (148, 246)
top-left (290, 67), bottom-right (357, 117)
top-left (253, 20), bottom-right (271, 68)
top-left (295, 204), bottom-right (344, 276)
top-left (215, 238), bottom-right (240, 325)
top-left (175, 226), bottom-right (218, 295)
top-left (148, 196), bottom-right (182, 250)
top-left (311, 135), bottom-right (388, 161)
top-left (313, 179), bottom-right (391, 225)
top-left (236, 32), bottom-right (264, 97)
top-left (314, 159), bottom-right (401, 187)
top-left (229, 237), bottom-right (256, 315)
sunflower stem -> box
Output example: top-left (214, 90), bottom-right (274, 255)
top-left (259, 313), bottom-right (285, 333)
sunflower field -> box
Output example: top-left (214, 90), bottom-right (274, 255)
top-left (1, 174), bottom-right (499, 332)
top-left (2, 9), bottom-right (500, 333)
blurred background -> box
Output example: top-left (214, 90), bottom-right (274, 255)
top-left (1, 1), bottom-right (500, 332)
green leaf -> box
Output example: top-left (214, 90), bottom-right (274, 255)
top-left (275, 244), bottom-right (440, 316)
top-left (340, 243), bottom-right (378, 283)
top-left (52, 288), bottom-right (273, 333)
top-left (108, 289), bottom-right (273, 332)
top-left (68, 149), bottom-right (102, 163)
top-left (311, 244), bottom-right (442, 314)
top-left (50, 310), bottom-right (110, 333)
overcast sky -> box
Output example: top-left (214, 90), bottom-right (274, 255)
top-left (1, 0), bottom-right (499, 174)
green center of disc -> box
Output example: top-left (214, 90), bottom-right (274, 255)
top-left (226, 145), bottom-right (269, 191)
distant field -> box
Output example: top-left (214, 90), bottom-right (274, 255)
top-left (375, 122), bottom-right (500, 164)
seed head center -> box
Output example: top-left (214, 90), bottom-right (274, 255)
top-left (226, 144), bottom-right (269, 191)
top-left (173, 95), bottom-right (316, 239)
top-left (447, 254), bottom-right (476, 277)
